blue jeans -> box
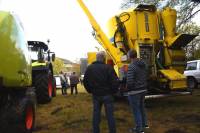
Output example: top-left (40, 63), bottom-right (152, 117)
top-left (128, 92), bottom-right (147, 132)
top-left (92, 95), bottom-right (116, 133)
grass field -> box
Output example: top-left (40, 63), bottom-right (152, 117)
top-left (33, 84), bottom-right (200, 133)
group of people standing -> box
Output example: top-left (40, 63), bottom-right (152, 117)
top-left (60, 71), bottom-right (79, 95)
top-left (83, 50), bottom-right (148, 133)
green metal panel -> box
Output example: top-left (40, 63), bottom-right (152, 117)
top-left (0, 11), bottom-right (32, 87)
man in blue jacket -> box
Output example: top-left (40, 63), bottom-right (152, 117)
top-left (83, 51), bottom-right (119, 133)
top-left (126, 49), bottom-right (148, 133)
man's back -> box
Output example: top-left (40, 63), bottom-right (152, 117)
top-left (83, 61), bottom-right (119, 96)
top-left (127, 59), bottom-right (147, 91)
top-left (70, 74), bottom-right (79, 85)
top-left (83, 51), bottom-right (118, 133)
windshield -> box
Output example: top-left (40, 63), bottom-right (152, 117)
top-left (28, 46), bottom-right (48, 61)
top-left (28, 46), bottom-right (38, 60)
top-left (29, 51), bottom-right (38, 60)
top-left (186, 62), bottom-right (197, 70)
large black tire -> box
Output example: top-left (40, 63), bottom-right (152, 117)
top-left (187, 77), bottom-right (197, 90)
top-left (0, 89), bottom-right (36, 133)
top-left (52, 77), bottom-right (57, 97)
top-left (34, 70), bottom-right (53, 104)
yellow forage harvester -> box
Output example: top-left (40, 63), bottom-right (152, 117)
top-left (77, 0), bottom-right (197, 93)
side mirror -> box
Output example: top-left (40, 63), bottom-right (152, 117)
top-left (52, 53), bottom-right (56, 62)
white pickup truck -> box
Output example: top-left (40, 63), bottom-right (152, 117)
top-left (184, 60), bottom-right (200, 89)
top-left (54, 75), bottom-right (62, 88)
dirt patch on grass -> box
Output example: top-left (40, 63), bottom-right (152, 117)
top-left (63, 118), bottom-right (89, 128)
top-left (165, 128), bottom-right (187, 133)
top-left (174, 114), bottom-right (200, 123)
top-left (51, 107), bottom-right (63, 115)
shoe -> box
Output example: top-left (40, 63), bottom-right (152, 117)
top-left (144, 125), bottom-right (149, 129)
top-left (129, 128), bottom-right (144, 133)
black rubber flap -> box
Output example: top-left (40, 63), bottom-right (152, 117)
top-left (170, 34), bottom-right (198, 49)
top-left (135, 4), bottom-right (156, 12)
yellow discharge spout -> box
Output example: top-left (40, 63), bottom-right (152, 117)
top-left (77, 0), bottom-right (123, 66)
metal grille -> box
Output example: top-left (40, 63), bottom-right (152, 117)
top-left (139, 45), bottom-right (153, 66)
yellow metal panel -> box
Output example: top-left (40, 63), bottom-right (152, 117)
top-left (136, 11), bottom-right (160, 40)
top-left (87, 52), bottom-right (96, 65)
top-left (161, 7), bottom-right (177, 39)
top-left (159, 69), bottom-right (187, 90)
top-left (159, 69), bottom-right (186, 80)
top-left (114, 65), bottom-right (119, 77)
top-left (170, 80), bottom-right (187, 90)
top-left (107, 11), bottom-right (138, 41)
top-left (169, 49), bottom-right (185, 60)
top-left (106, 8), bottom-right (160, 48)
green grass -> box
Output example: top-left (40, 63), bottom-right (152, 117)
top-left (34, 85), bottom-right (200, 133)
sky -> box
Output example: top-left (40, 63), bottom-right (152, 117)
top-left (0, 0), bottom-right (199, 62)
top-left (0, 0), bottom-right (122, 62)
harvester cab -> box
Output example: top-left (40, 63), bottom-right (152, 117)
top-left (28, 41), bottom-right (55, 63)
top-left (28, 41), bottom-right (56, 104)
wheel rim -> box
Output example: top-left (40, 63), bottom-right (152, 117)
top-left (48, 76), bottom-right (53, 97)
top-left (25, 106), bottom-right (33, 130)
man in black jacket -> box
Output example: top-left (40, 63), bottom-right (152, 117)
top-left (83, 51), bottom-right (119, 133)
top-left (126, 49), bottom-right (148, 133)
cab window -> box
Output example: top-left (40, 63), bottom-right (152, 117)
top-left (186, 62), bottom-right (197, 70)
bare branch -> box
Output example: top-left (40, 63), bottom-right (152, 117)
top-left (177, 9), bottom-right (200, 29)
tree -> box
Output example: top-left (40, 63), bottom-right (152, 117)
top-left (181, 22), bottom-right (200, 60)
top-left (52, 57), bottom-right (65, 75)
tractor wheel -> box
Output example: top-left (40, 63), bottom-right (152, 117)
top-left (34, 70), bottom-right (53, 104)
top-left (0, 89), bottom-right (36, 133)
top-left (52, 77), bottom-right (57, 97)
top-left (17, 97), bottom-right (36, 133)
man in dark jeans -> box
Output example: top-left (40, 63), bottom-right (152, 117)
top-left (126, 49), bottom-right (148, 133)
top-left (83, 51), bottom-right (119, 133)
top-left (69, 72), bottom-right (79, 94)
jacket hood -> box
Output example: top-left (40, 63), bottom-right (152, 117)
top-left (133, 59), bottom-right (146, 68)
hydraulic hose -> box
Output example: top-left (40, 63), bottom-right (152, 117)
top-left (113, 12), bottom-right (130, 53)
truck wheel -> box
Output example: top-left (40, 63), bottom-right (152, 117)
top-left (18, 97), bottom-right (36, 133)
top-left (187, 77), bottom-right (197, 90)
top-left (34, 70), bottom-right (52, 104)
top-left (0, 91), bottom-right (36, 133)
top-left (52, 77), bottom-right (57, 97)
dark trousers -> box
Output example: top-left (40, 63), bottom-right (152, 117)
top-left (128, 92), bottom-right (147, 132)
top-left (92, 95), bottom-right (116, 133)
top-left (61, 83), bottom-right (67, 95)
top-left (70, 84), bottom-right (78, 94)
